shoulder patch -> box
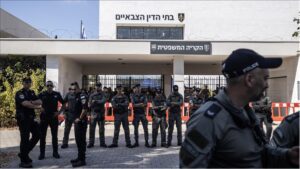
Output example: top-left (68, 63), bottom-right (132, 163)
top-left (19, 94), bottom-right (25, 99)
top-left (285, 112), bottom-right (299, 123)
top-left (204, 104), bottom-right (221, 119)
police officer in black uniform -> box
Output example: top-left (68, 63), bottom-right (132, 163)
top-left (87, 82), bottom-right (107, 148)
top-left (108, 85), bottom-right (133, 148)
top-left (270, 111), bottom-right (299, 168)
top-left (15, 77), bottom-right (42, 168)
top-left (180, 49), bottom-right (299, 168)
top-left (189, 88), bottom-right (204, 117)
top-left (61, 83), bottom-right (77, 149)
top-left (131, 84), bottom-right (150, 147)
top-left (167, 85), bottom-right (183, 147)
top-left (252, 93), bottom-right (273, 140)
top-left (38, 81), bottom-right (64, 160)
top-left (151, 88), bottom-right (168, 148)
top-left (271, 111), bottom-right (299, 148)
top-left (67, 82), bottom-right (88, 167)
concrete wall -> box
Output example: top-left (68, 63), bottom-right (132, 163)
top-left (0, 9), bottom-right (48, 38)
top-left (99, 0), bottom-right (299, 41)
top-left (269, 56), bottom-right (300, 103)
top-left (60, 57), bottom-right (82, 95)
top-left (46, 55), bottom-right (82, 96)
top-left (291, 55), bottom-right (300, 102)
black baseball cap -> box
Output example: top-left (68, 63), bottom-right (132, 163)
top-left (22, 77), bottom-right (32, 83)
top-left (173, 85), bottom-right (178, 90)
top-left (222, 49), bottom-right (282, 79)
top-left (96, 82), bottom-right (102, 87)
top-left (133, 84), bottom-right (141, 89)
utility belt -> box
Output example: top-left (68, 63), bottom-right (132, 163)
top-left (114, 106), bottom-right (128, 115)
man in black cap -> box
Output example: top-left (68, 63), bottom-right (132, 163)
top-left (131, 84), bottom-right (149, 147)
top-left (252, 91), bottom-right (273, 141)
top-left (151, 88), bottom-right (168, 147)
top-left (167, 85), bottom-right (183, 147)
top-left (200, 84), bottom-right (211, 102)
top-left (63, 82), bottom-right (88, 167)
top-left (15, 77), bottom-right (42, 168)
top-left (38, 81), bottom-right (64, 160)
top-left (108, 85), bottom-right (133, 148)
top-left (189, 88), bottom-right (204, 117)
top-left (180, 48), bottom-right (299, 168)
top-left (87, 82), bottom-right (107, 148)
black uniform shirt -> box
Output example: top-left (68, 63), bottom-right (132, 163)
top-left (15, 88), bottom-right (39, 119)
top-left (38, 91), bottom-right (64, 115)
top-left (152, 94), bottom-right (167, 117)
top-left (64, 92), bottom-right (76, 113)
top-left (131, 93), bottom-right (147, 114)
top-left (89, 91), bottom-right (106, 113)
top-left (167, 92), bottom-right (183, 113)
top-left (111, 94), bottom-right (129, 114)
top-left (77, 92), bottom-right (88, 118)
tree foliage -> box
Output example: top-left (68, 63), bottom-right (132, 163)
top-left (292, 12), bottom-right (300, 37)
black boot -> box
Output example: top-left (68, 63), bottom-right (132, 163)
top-left (70, 158), bottom-right (80, 163)
top-left (126, 144), bottom-right (134, 148)
top-left (53, 152), bottom-right (60, 159)
top-left (132, 142), bottom-right (139, 147)
top-left (87, 143), bottom-right (94, 148)
top-left (19, 162), bottom-right (33, 168)
top-left (161, 143), bottom-right (168, 148)
top-left (18, 153), bottom-right (32, 163)
top-left (100, 143), bottom-right (107, 148)
top-left (108, 144), bottom-right (118, 148)
top-left (72, 160), bottom-right (86, 167)
top-left (61, 144), bottom-right (68, 149)
top-left (150, 143), bottom-right (156, 148)
top-left (38, 153), bottom-right (45, 160)
top-left (145, 141), bottom-right (150, 148)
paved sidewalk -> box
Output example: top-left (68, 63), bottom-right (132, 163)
top-left (0, 122), bottom-right (186, 168)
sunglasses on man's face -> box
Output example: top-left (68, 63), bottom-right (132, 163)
top-left (47, 85), bottom-right (53, 87)
top-left (24, 81), bottom-right (32, 84)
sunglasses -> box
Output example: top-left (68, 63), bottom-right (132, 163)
top-left (47, 85), bottom-right (53, 87)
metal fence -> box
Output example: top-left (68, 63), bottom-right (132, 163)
top-left (82, 75), bottom-right (164, 90)
top-left (184, 75), bottom-right (226, 91)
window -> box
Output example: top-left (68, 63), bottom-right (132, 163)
top-left (116, 27), bottom-right (130, 39)
top-left (130, 27), bottom-right (144, 39)
top-left (157, 27), bottom-right (170, 39)
top-left (117, 26), bottom-right (183, 40)
top-left (144, 28), bottom-right (157, 39)
top-left (170, 27), bottom-right (183, 39)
